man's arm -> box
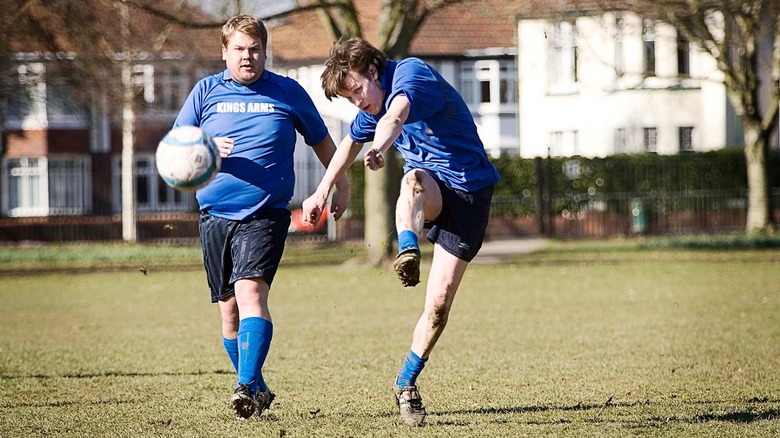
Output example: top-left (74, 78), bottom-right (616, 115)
top-left (303, 135), bottom-right (364, 225)
top-left (311, 135), bottom-right (352, 220)
top-left (364, 94), bottom-right (411, 170)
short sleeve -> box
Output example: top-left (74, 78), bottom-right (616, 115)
top-left (387, 59), bottom-right (446, 124)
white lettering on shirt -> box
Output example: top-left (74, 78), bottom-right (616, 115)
top-left (217, 102), bottom-right (275, 113)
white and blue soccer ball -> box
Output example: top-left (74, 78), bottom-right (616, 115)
top-left (156, 126), bottom-right (220, 191)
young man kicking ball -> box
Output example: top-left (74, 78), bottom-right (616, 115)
top-left (302, 38), bottom-right (499, 426)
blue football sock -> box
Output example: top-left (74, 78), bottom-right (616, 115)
top-left (222, 337), bottom-right (239, 373)
top-left (237, 317), bottom-right (273, 393)
top-left (398, 230), bottom-right (419, 253)
top-left (396, 350), bottom-right (427, 387)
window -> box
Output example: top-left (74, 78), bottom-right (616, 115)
top-left (615, 128), bottom-right (628, 154)
top-left (154, 66), bottom-right (189, 112)
top-left (2, 156), bottom-right (91, 217)
top-left (48, 158), bottom-right (91, 215)
top-left (643, 127), bottom-right (657, 153)
top-left (46, 66), bottom-right (90, 126)
top-left (112, 155), bottom-right (195, 213)
top-left (679, 126), bottom-right (694, 151)
top-left (676, 30), bottom-right (690, 77)
top-left (614, 17), bottom-right (624, 76)
top-left (4, 157), bottom-right (46, 216)
top-left (642, 20), bottom-right (656, 77)
top-left (6, 63), bottom-right (46, 126)
top-left (458, 63), bottom-right (475, 105)
top-left (548, 20), bottom-right (578, 91)
top-left (132, 64), bottom-right (155, 111)
top-left (548, 130), bottom-right (578, 157)
top-left (458, 60), bottom-right (515, 110)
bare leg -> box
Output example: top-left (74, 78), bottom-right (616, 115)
top-left (218, 295), bottom-right (240, 339)
top-left (393, 170), bottom-right (443, 287)
top-left (395, 169), bottom-right (442, 239)
top-left (410, 244), bottom-right (469, 358)
top-left (233, 278), bottom-right (272, 322)
top-left (393, 243), bottom-right (469, 427)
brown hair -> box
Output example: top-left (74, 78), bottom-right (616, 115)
top-left (221, 14), bottom-right (267, 55)
top-left (321, 38), bottom-right (388, 100)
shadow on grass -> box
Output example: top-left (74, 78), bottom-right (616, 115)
top-left (433, 397), bottom-right (780, 426)
top-left (0, 369), bottom-right (233, 380)
top-left (436, 398), bottom-right (646, 417)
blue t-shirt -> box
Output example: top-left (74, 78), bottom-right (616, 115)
top-left (174, 69), bottom-right (328, 220)
top-left (349, 58), bottom-right (500, 192)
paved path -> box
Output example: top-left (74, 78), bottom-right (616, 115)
top-left (472, 237), bottom-right (547, 264)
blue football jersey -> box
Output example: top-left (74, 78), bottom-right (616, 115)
top-left (174, 69), bottom-right (328, 220)
top-left (349, 58), bottom-right (500, 192)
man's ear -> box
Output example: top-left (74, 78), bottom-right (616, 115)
top-left (369, 64), bottom-right (378, 80)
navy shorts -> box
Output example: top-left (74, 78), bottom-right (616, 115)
top-left (199, 209), bottom-right (291, 303)
top-left (425, 175), bottom-right (494, 262)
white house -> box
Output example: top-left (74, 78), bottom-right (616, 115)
top-left (515, 6), bottom-right (747, 158)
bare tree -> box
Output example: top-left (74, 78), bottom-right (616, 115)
top-left (3, 0), bottom-right (214, 241)
top-left (628, 0), bottom-right (779, 234)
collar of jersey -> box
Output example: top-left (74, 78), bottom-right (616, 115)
top-left (221, 68), bottom-right (270, 84)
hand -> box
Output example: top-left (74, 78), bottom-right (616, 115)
top-left (330, 182), bottom-right (350, 220)
top-left (302, 192), bottom-right (327, 226)
top-left (213, 137), bottom-right (234, 158)
top-left (364, 148), bottom-right (385, 171)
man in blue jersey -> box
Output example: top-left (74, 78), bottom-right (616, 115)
top-left (302, 38), bottom-right (500, 426)
top-left (173, 15), bottom-right (349, 420)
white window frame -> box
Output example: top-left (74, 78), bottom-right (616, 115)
top-left (643, 127), bottom-right (658, 153)
top-left (548, 20), bottom-right (578, 94)
top-left (5, 62), bottom-right (47, 130)
top-left (548, 130), bottom-right (579, 157)
top-left (679, 126), bottom-right (695, 152)
top-left (2, 157), bottom-right (48, 216)
top-left (1, 156), bottom-right (91, 217)
top-left (112, 154), bottom-right (195, 213)
top-left (615, 128), bottom-right (628, 154)
top-left (152, 65), bottom-right (190, 113)
top-left (458, 59), bottom-right (516, 113)
top-left (132, 64), bottom-right (155, 111)
top-left (643, 20), bottom-right (656, 77)
top-left (614, 16), bottom-right (624, 76)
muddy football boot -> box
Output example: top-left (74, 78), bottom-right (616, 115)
top-left (393, 381), bottom-right (427, 426)
top-left (230, 384), bottom-right (257, 419)
top-left (393, 248), bottom-right (421, 287)
top-left (254, 388), bottom-right (275, 417)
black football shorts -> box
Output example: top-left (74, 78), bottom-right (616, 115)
top-left (199, 209), bottom-right (291, 303)
top-left (425, 174), bottom-right (494, 262)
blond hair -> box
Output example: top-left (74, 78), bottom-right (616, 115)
top-left (221, 14), bottom-right (267, 54)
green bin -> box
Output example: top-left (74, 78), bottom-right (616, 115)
top-left (630, 198), bottom-right (648, 234)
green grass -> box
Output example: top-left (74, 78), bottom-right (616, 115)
top-left (1, 239), bottom-right (779, 437)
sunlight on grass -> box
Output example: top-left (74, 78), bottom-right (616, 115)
top-left (0, 239), bottom-right (779, 436)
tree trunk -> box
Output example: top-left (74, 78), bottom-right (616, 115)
top-left (120, 3), bottom-right (137, 242)
top-left (364, 168), bottom-right (394, 264)
top-left (743, 123), bottom-right (773, 234)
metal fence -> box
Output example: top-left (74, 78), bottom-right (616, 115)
top-left (489, 188), bottom-right (780, 238)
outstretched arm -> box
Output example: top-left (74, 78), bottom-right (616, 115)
top-left (311, 135), bottom-right (351, 220)
top-left (364, 94), bottom-right (410, 170)
top-left (303, 135), bottom-right (364, 226)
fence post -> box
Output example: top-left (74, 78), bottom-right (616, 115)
top-left (534, 157), bottom-right (546, 235)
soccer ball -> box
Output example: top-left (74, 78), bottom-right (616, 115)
top-left (156, 126), bottom-right (221, 191)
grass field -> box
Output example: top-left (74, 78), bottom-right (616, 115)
top-left (0, 239), bottom-right (778, 437)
